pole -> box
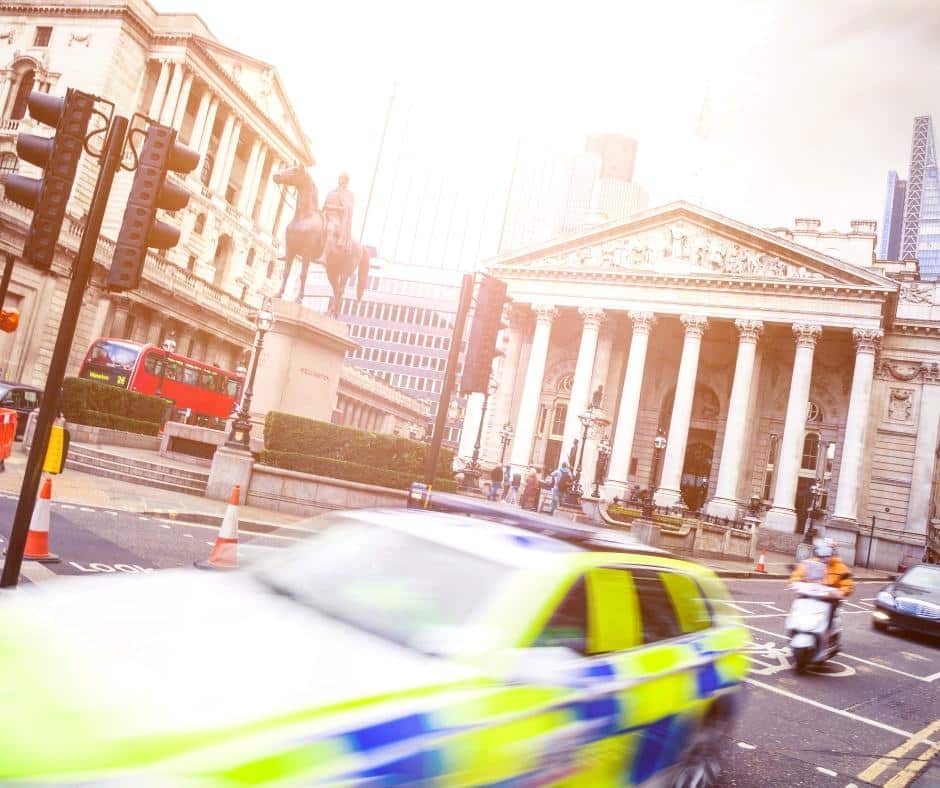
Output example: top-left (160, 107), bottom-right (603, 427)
top-left (470, 389), bottom-right (490, 470)
top-left (2, 115), bottom-right (128, 588)
top-left (866, 515), bottom-right (875, 569)
top-left (358, 82), bottom-right (396, 245)
top-left (0, 252), bottom-right (14, 306)
top-left (424, 273), bottom-right (473, 486)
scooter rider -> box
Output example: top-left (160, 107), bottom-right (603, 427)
top-left (790, 541), bottom-right (854, 628)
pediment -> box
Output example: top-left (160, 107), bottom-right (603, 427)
top-left (492, 202), bottom-right (898, 291)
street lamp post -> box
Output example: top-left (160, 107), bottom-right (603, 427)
top-left (498, 422), bottom-right (514, 465)
top-left (225, 298), bottom-right (274, 450)
top-left (802, 480), bottom-right (827, 542)
top-left (468, 377), bottom-right (498, 472)
top-left (571, 390), bottom-right (610, 500)
top-left (647, 427), bottom-right (667, 511)
top-left (592, 435), bottom-right (612, 498)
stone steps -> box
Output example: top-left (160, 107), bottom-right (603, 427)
top-left (66, 445), bottom-right (208, 496)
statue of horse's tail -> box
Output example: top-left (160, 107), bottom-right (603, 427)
top-left (356, 246), bottom-right (374, 300)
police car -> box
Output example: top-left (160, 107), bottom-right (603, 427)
top-left (0, 503), bottom-right (749, 786)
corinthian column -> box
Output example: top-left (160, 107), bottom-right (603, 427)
top-left (606, 312), bottom-right (656, 497)
top-left (561, 307), bottom-right (605, 455)
top-left (198, 96), bottom-right (220, 159)
top-left (148, 59), bottom-right (171, 119)
top-left (706, 319), bottom-right (763, 518)
top-left (187, 85), bottom-right (211, 148)
top-left (831, 328), bottom-right (883, 523)
top-left (765, 323), bottom-right (822, 531)
top-left (509, 305), bottom-right (557, 471)
top-left (159, 62), bottom-right (184, 125)
top-left (209, 112), bottom-right (235, 192)
top-left (171, 70), bottom-right (194, 130)
top-left (654, 315), bottom-right (708, 507)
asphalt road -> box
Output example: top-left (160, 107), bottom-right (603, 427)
top-left (1, 495), bottom-right (938, 786)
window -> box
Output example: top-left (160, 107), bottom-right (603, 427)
top-left (194, 213), bottom-right (206, 234)
top-left (0, 152), bottom-right (17, 175)
top-left (182, 364), bottom-right (200, 386)
top-left (801, 432), bottom-right (820, 471)
top-left (536, 405), bottom-right (548, 436)
top-left (632, 570), bottom-right (683, 643)
top-left (550, 403), bottom-right (567, 437)
top-left (762, 433), bottom-right (779, 500)
top-left (33, 27), bottom-right (52, 47)
top-left (187, 255), bottom-right (197, 272)
top-left (532, 578), bottom-right (587, 654)
top-left (658, 572), bottom-right (711, 634)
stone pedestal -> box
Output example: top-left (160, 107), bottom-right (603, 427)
top-left (825, 517), bottom-right (860, 564)
top-left (249, 299), bottom-right (356, 426)
top-left (206, 445), bottom-right (254, 503)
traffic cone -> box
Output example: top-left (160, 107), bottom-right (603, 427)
top-left (195, 485), bottom-right (240, 570)
top-left (755, 550), bottom-right (767, 573)
top-left (24, 477), bottom-right (59, 563)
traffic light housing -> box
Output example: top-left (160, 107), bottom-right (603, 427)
top-left (0, 310), bottom-right (19, 333)
top-left (107, 123), bottom-right (199, 292)
top-left (460, 275), bottom-right (509, 394)
top-left (3, 89), bottom-right (94, 270)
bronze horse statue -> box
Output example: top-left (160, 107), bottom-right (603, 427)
top-left (272, 164), bottom-right (371, 317)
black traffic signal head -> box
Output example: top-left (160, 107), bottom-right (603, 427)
top-left (460, 275), bottom-right (509, 394)
top-left (108, 123), bottom-right (199, 292)
top-left (2, 89), bottom-right (94, 270)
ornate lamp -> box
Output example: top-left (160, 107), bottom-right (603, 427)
top-left (592, 435), bottom-right (612, 498)
top-left (498, 421), bottom-right (514, 464)
top-left (226, 298), bottom-right (274, 450)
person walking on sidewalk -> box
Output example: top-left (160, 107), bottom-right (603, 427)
top-left (521, 469), bottom-right (540, 511)
top-left (549, 462), bottom-right (572, 515)
top-left (505, 469), bottom-right (522, 505)
top-left (488, 464), bottom-right (503, 501)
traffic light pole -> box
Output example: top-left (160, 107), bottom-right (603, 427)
top-left (1, 115), bottom-right (128, 588)
top-left (0, 253), bottom-right (15, 306)
top-left (424, 273), bottom-right (473, 487)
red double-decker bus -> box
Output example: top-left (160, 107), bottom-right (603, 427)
top-left (78, 338), bottom-right (243, 429)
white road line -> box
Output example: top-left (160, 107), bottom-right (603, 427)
top-left (737, 742), bottom-right (756, 750)
top-left (738, 611), bottom-right (868, 620)
top-left (900, 651), bottom-right (933, 664)
top-left (760, 603), bottom-right (786, 612)
top-left (59, 504), bottom-right (75, 510)
top-left (159, 524), bottom-right (171, 529)
top-left (138, 517), bottom-right (151, 521)
top-left (79, 507), bottom-right (94, 512)
top-left (816, 767), bottom-right (838, 777)
top-left (183, 533), bottom-right (193, 539)
top-left (726, 602), bottom-right (752, 613)
top-left (744, 678), bottom-right (938, 745)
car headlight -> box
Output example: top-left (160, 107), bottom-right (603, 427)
top-left (876, 590), bottom-right (895, 607)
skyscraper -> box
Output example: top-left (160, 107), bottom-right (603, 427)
top-left (891, 115), bottom-right (940, 278)
top-left (878, 171), bottom-right (906, 260)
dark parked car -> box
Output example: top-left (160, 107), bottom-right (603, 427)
top-left (0, 381), bottom-right (42, 439)
top-left (873, 563), bottom-right (940, 638)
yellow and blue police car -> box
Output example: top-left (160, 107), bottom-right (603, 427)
top-left (0, 501), bottom-right (749, 786)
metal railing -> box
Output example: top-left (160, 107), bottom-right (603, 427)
top-left (610, 496), bottom-right (754, 532)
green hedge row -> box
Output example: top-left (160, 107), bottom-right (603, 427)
top-left (260, 450), bottom-right (457, 492)
top-left (70, 410), bottom-right (161, 437)
top-left (264, 411), bottom-right (454, 478)
top-left (63, 377), bottom-right (168, 425)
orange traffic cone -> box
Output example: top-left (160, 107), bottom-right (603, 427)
top-left (24, 477), bottom-right (59, 563)
top-left (755, 550), bottom-right (767, 573)
top-left (195, 485), bottom-right (240, 570)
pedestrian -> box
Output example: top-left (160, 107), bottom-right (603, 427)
top-left (488, 464), bottom-right (503, 501)
top-left (550, 461), bottom-right (572, 515)
top-left (520, 469), bottom-right (540, 510)
top-left (505, 468), bottom-right (522, 505)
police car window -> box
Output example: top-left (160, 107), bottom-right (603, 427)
top-left (632, 570), bottom-right (683, 643)
top-left (533, 578), bottom-right (588, 655)
top-left (659, 572), bottom-right (712, 634)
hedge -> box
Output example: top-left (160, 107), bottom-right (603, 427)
top-left (264, 411), bottom-right (454, 478)
top-left (260, 450), bottom-right (457, 492)
top-left (62, 377), bottom-right (168, 431)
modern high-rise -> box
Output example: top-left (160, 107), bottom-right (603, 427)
top-left (878, 171), bottom-right (906, 260)
top-left (882, 115), bottom-right (940, 278)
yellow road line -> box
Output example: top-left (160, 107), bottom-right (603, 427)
top-left (858, 718), bottom-right (940, 784)
top-left (883, 739), bottom-right (940, 788)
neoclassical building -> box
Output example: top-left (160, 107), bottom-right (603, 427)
top-left (0, 0), bottom-right (310, 380)
top-left (468, 202), bottom-right (940, 569)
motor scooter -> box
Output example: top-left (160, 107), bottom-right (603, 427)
top-left (785, 581), bottom-right (843, 673)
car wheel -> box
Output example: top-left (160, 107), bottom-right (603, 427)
top-left (872, 619), bottom-right (888, 632)
top-left (672, 709), bottom-right (730, 788)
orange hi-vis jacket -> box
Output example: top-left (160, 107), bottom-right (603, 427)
top-left (790, 556), bottom-right (854, 597)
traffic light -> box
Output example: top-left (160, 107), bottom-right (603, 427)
top-left (107, 123), bottom-right (199, 292)
top-left (0, 309), bottom-right (18, 333)
top-left (460, 275), bottom-right (509, 394)
top-left (3, 89), bottom-right (94, 270)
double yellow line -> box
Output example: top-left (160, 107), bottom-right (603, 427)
top-left (858, 718), bottom-right (940, 787)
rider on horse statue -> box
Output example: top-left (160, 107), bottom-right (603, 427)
top-left (322, 173), bottom-right (354, 253)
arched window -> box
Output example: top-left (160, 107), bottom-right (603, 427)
top-left (9, 68), bottom-right (35, 120)
top-left (801, 432), bottom-right (820, 471)
top-left (0, 152), bottom-right (17, 174)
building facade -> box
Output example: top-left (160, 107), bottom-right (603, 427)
top-left (477, 201), bottom-right (939, 570)
top-left (879, 170), bottom-right (906, 261)
top-left (0, 0), bottom-right (310, 384)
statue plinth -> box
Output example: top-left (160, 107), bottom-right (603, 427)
top-left (248, 299), bottom-right (356, 426)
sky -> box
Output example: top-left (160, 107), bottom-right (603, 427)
top-left (155, 0), bottom-right (940, 265)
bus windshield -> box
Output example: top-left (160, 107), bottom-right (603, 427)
top-left (81, 340), bottom-right (141, 387)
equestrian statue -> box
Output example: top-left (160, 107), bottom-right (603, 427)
top-left (272, 165), bottom-right (373, 318)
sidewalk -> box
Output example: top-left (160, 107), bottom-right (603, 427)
top-left (0, 451), bottom-right (303, 529)
top-left (697, 549), bottom-right (895, 581)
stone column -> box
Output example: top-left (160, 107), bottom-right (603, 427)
top-left (198, 96), bottom-right (220, 159)
top-left (582, 324), bottom-right (614, 493)
top-left (209, 112), bottom-right (235, 192)
top-left (831, 328), bottom-right (883, 523)
top-left (159, 62), bottom-right (184, 126)
top-left (606, 312), bottom-right (656, 497)
top-left (187, 85), bottom-right (211, 148)
top-left (146, 318), bottom-right (163, 346)
top-left (259, 157), bottom-right (283, 230)
top-left (706, 319), bottom-right (764, 518)
top-left (654, 315), bottom-right (709, 507)
top-left (561, 307), bottom-right (605, 459)
top-left (244, 146), bottom-right (268, 219)
top-left (238, 137), bottom-right (263, 213)
top-left (108, 302), bottom-right (132, 339)
top-left (171, 70), bottom-right (194, 131)
top-left (148, 59), bottom-right (171, 119)
top-left (765, 323), bottom-right (823, 531)
top-left (218, 118), bottom-right (243, 198)
top-left (909, 383), bottom-right (940, 537)
top-left (509, 305), bottom-right (556, 471)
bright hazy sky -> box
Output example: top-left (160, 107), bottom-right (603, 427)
top-left (156, 0), bottom-right (940, 256)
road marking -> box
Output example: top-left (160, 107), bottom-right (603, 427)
top-left (138, 517), bottom-right (151, 521)
top-left (67, 562), bottom-right (154, 573)
top-left (106, 511), bottom-right (117, 516)
top-left (183, 533), bottom-right (193, 538)
top-left (884, 739), bottom-right (940, 788)
top-left (79, 507), bottom-right (94, 513)
top-left (160, 524), bottom-right (171, 529)
top-left (816, 767), bottom-right (838, 777)
top-left (737, 742), bottom-right (756, 750)
top-left (59, 504), bottom-right (75, 510)
top-left (745, 678), bottom-right (937, 745)
top-left (858, 719), bottom-right (940, 785)
top-left (900, 651), bottom-right (933, 663)
top-left (760, 602), bottom-right (786, 612)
